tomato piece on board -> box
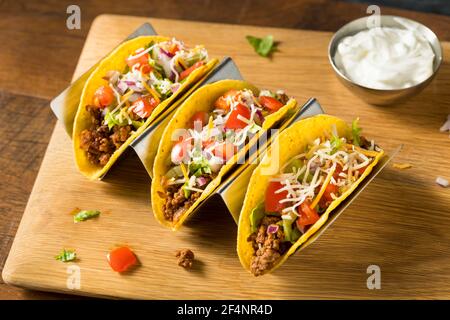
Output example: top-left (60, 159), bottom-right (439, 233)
top-left (190, 111), bottom-right (209, 129)
top-left (224, 104), bottom-right (251, 129)
top-left (259, 96), bottom-right (284, 112)
top-left (107, 247), bottom-right (137, 273)
top-left (265, 181), bottom-right (288, 213)
top-left (179, 61), bottom-right (204, 81)
top-left (94, 85), bottom-right (115, 108)
top-left (213, 142), bottom-right (236, 161)
top-left (130, 96), bottom-right (158, 119)
top-left (296, 200), bottom-right (320, 228)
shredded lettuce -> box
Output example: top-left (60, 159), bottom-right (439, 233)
top-left (282, 213), bottom-right (301, 243)
top-left (283, 158), bottom-right (303, 174)
top-left (153, 78), bottom-right (173, 99)
top-left (166, 165), bottom-right (183, 179)
top-left (330, 134), bottom-right (343, 154)
top-left (104, 109), bottom-right (143, 130)
top-left (352, 118), bottom-right (362, 146)
top-left (182, 182), bottom-right (191, 199)
top-left (189, 157), bottom-right (212, 177)
top-left (250, 203), bottom-right (265, 233)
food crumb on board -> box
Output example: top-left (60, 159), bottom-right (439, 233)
top-left (393, 163), bottom-right (413, 170)
top-left (440, 115), bottom-right (450, 136)
top-left (175, 249), bottom-right (195, 269)
top-left (436, 176), bottom-right (449, 188)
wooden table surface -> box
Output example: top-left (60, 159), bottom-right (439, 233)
top-left (1, 0), bottom-right (449, 300)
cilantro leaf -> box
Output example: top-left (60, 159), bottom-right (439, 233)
top-left (246, 35), bottom-right (277, 57)
top-left (55, 249), bottom-right (77, 262)
top-left (73, 210), bottom-right (100, 223)
top-left (352, 118), bottom-right (362, 146)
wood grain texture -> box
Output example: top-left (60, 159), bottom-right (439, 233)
top-left (2, 15), bottom-right (450, 299)
top-left (1, 0), bottom-right (450, 300)
top-left (0, 0), bottom-right (449, 100)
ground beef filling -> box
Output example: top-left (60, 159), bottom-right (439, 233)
top-left (162, 174), bottom-right (216, 222)
top-left (277, 93), bottom-right (290, 105)
top-left (175, 249), bottom-right (195, 269)
top-left (247, 216), bottom-right (292, 276)
top-left (79, 105), bottom-right (133, 166)
top-left (163, 186), bottom-right (201, 222)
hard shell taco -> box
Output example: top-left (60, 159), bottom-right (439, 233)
top-left (151, 79), bottom-right (297, 230)
top-left (237, 115), bottom-right (385, 276)
top-left (73, 35), bottom-right (218, 180)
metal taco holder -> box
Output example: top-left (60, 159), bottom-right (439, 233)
top-left (208, 99), bottom-right (401, 239)
top-left (213, 98), bottom-right (325, 223)
top-left (49, 21), bottom-right (235, 179)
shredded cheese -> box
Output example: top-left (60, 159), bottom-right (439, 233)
top-left (393, 163), bottom-right (413, 170)
top-left (310, 165), bottom-right (336, 209)
top-left (141, 81), bottom-right (161, 103)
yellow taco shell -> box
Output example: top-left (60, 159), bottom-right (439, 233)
top-left (237, 114), bottom-right (385, 275)
top-left (151, 79), bottom-right (297, 230)
top-left (73, 35), bottom-right (218, 180)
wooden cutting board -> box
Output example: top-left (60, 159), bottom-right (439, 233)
top-left (3, 14), bottom-right (450, 299)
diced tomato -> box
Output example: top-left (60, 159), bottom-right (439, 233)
top-left (126, 50), bottom-right (150, 69)
top-left (224, 103), bottom-right (251, 129)
top-left (265, 181), bottom-right (288, 213)
top-left (202, 138), bottom-right (215, 149)
top-left (140, 64), bottom-right (152, 74)
top-left (190, 111), bottom-right (209, 129)
top-left (179, 61), bottom-right (204, 81)
top-left (168, 43), bottom-right (180, 55)
top-left (296, 200), bottom-right (320, 228)
top-left (333, 164), bottom-right (344, 180)
top-left (214, 89), bottom-right (239, 112)
top-left (319, 183), bottom-right (338, 209)
top-left (356, 165), bottom-right (368, 177)
top-left (171, 139), bottom-right (192, 164)
top-left (213, 142), bottom-right (236, 161)
top-left (130, 96), bottom-right (158, 119)
top-left (94, 85), bottom-right (114, 108)
top-left (107, 247), bottom-right (137, 273)
top-left (259, 96), bottom-right (284, 112)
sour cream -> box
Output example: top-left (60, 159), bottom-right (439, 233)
top-left (334, 25), bottom-right (435, 90)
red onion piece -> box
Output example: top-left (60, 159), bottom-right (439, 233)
top-left (267, 224), bottom-right (279, 234)
top-left (255, 109), bottom-right (265, 125)
top-left (196, 176), bottom-right (208, 187)
top-left (117, 81), bottom-right (128, 95)
top-left (160, 48), bottom-right (174, 58)
top-left (171, 83), bottom-right (181, 93)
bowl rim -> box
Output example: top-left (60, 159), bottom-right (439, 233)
top-left (328, 15), bottom-right (443, 92)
